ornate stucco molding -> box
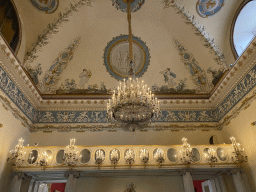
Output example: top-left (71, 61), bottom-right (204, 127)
top-left (23, 0), bottom-right (92, 66)
top-left (0, 93), bottom-right (33, 130)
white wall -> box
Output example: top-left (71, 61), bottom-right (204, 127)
top-left (221, 98), bottom-right (256, 191)
top-left (28, 129), bottom-right (224, 147)
top-left (0, 103), bottom-right (30, 191)
top-left (75, 176), bottom-right (183, 192)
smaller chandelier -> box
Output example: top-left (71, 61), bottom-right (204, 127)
top-left (125, 149), bottom-right (135, 165)
top-left (230, 137), bottom-right (248, 163)
top-left (204, 148), bottom-right (218, 166)
top-left (63, 139), bottom-right (79, 166)
top-left (139, 148), bottom-right (149, 164)
top-left (180, 138), bottom-right (195, 164)
top-left (95, 149), bottom-right (105, 165)
top-left (110, 149), bottom-right (120, 165)
top-left (39, 151), bottom-right (52, 169)
top-left (7, 138), bottom-right (26, 167)
top-left (153, 148), bottom-right (164, 164)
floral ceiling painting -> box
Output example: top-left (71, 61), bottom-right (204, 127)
top-left (22, 0), bottom-right (226, 98)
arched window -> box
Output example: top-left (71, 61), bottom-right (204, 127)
top-left (0, 0), bottom-right (20, 53)
top-left (231, 0), bottom-right (256, 58)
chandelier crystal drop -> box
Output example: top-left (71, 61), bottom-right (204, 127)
top-left (107, 0), bottom-right (160, 130)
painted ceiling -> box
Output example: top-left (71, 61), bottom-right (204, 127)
top-left (2, 0), bottom-right (256, 132)
top-left (12, 0), bottom-right (244, 98)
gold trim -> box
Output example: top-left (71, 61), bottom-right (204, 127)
top-left (23, 144), bottom-right (231, 149)
top-left (17, 162), bottom-right (239, 169)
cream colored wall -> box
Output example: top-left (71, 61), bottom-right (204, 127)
top-left (221, 98), bottom-right (256, 191)
top-left (28, 129), bottom-right (224, 146)
top-left (0, 103), bottom-right (30, 191)
top-left (75, 176), bottom-right (183, 192)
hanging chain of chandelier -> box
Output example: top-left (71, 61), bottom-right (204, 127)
top-left (107, 0), bottom-right (160, 129)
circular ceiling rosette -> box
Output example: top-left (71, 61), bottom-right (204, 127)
top-left (111, 0), bottom-right (145, 12)
top-left (103, 35), bottom-right (150, 81)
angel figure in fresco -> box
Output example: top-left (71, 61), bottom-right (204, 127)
top-left (160, 68), bottom-right (177, 88)
top-left (78, 69), bottom-right (92, 89)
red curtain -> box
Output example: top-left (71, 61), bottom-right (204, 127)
top-left (193, 180), bottom-right (206, 192)
top-left (51, 183), bottom-right (66, 192)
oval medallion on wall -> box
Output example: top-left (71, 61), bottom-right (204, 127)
top-left (30, 0), bottom-right (59, 14)
top-left (196, 0), bottom-right (224, 18)
top-left (104, 35), bottom-right (150, 81)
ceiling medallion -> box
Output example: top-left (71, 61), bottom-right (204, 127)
top-left (111, 0), bottom-right (145, 12)
top-left (196, 0), bottom-right (224, 18)
top-left (104, 35), bottom-right (150, 81)
top-left (30, 0), bottom-right (59, 14)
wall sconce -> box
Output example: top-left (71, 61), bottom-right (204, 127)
top-left (95, 149), bottom-right (105, 165)
top-left (110, 149), bottom-right (119, 165)
top-left (180, 138), bottom-right (195, 165)
top-left (139, 148), bottom-right (149, 164)
top-left (230, 137), bottom-right (248, 163)
top-left (125, 149), bottom-right (135, 165)
top-left (204, 148), bottom-right (218, 166)
top-left (7, 138), bottom-right (26, 167)
top-left (63, 139), bottom-right (79, 166)
top-left (251, 121), bottom-right (256, 126)
top-left (153, 148), bottom-right (164, 164)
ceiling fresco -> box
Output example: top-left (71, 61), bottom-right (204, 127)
top-left (1, 0), bottom-right (255, 132)
top-left (22, 0), bottom-right (227, 98)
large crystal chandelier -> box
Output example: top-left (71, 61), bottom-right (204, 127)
top-left (107, 0), bottom-right (160, 130)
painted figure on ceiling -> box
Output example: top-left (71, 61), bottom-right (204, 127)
top-left (27, 63), bottom-right (42, 85)
top-left (78, 69), bottom-right (92, 89)
top-left (160, 68), bottom-right (176, 88)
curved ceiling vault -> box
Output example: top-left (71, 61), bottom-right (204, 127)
top-left (22, 0), bottom-right (229, 99)
top-left (1, 0), bottom-right (255, 132)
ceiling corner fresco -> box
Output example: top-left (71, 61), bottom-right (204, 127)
top-left (103, 35), bottom-right (150, 81)
top-left (23, 0), bottom-right (93, 66)
top-left (25, 37), bottom-right (81, 94)
top-left (162, 0), bottom-right (226, 69)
